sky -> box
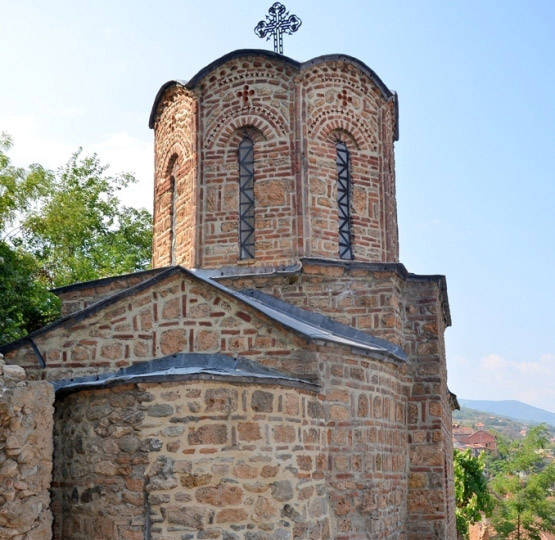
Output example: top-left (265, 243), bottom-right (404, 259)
top-left (1, 0), bottom-right (554, 411)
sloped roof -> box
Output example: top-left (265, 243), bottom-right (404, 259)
top-left (0, 266), bottom-right (406, 364)
top-left (233, 288), bottom-right (406, 361)
top-left (54, 353), bottom-right (320, 396)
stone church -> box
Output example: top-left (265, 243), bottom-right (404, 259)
top-left (0, 49), bottom-right (457, 539)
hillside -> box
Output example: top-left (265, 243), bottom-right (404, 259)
top-left (453, 406), bottom-right (555, 440)
top-left (458, 399), bottom-right (555, 426)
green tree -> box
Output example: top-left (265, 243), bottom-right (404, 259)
top-left (0, 132), bottom-right (51, 232)
top-left (0, 136), bottom-right (152, 345)
top-left (20, 149), bottom-right (152, 287)
top-left (0, 241), bottom-right (60, 343)
top-left (454, 449), bottom-right (494, 539)
top-left (490, 424), bottom-right (555, 539)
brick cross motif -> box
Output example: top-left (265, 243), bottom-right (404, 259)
top-left (237, 85), bottom-right (255, 104)
top-left (338, 89), bottom-right (353, 107)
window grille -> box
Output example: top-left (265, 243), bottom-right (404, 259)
top-left (169, 160), bottom-right (178, 265)
top-left (336, 142), bottom-right (353, 260)
top-left (169, 176), bottom-right (177, 264)
top-left (238, 138), bottom-right (255, 259)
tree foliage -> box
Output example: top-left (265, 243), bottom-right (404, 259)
top-left (489, 424), bottom-right (555, 539)
top-left (454, 449), bottom-right (494, 539)
top-left (20, 149), bottom-right (152, 287)
top-left (0, 241), bottom-right (60, 343)
top-left (0, 134), bottom-right (152, 345)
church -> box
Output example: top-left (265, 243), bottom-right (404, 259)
top-left (0, 45), bottom-right (457, 540)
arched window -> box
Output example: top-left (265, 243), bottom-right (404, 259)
top-left (336, 142), bottom-right (353, 260)
top-left (238, 138), bottom-right (255, 259)
top-left (169, 160), bottom-right (178, 265)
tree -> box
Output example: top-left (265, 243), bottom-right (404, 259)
top-left (454, 449), bottom-right (494, 539)
top-left (20, 149), bottom-right (152, 287)
top-left (490, 424), bottom-right (555, 539)
top-left (0, 135), bottom-right (152, 345)
top-left (0, 241), bottom-right (60, 343)
top-left (0, 132), bottom-right (51, 232)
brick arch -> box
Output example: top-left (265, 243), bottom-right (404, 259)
top-left (227, 125), bottom-right (267, 148)
top-left (157, 141), bottom-right (190, 196)
top-left (206, 107), bottom-right (286, 149)
top-left (309, 109), bottom-right (376, 152)
top-left (326, 128), bottom-right (361, 151)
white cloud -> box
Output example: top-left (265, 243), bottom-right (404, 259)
top-left (450, 352), bottom-right (555, 412)
top-left (481, 353), bottom-right (506, 371)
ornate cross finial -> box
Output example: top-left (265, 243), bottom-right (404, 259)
top-left (254, 3), bottom-right (302, 55)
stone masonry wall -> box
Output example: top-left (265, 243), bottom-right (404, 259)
top-left (51, 344), bottom-right (410, 540)
top-left (53, 386), bottom-right (149, 540)
top-left (5, 272), bottom-right (318, 385)
top-left (302, 60), bottom-right (398, 262)
top-left (316, 349), bottom-right (410, 539)
top-left (54, 270), bottom-right (163, 317)
top-left (219, 263), bottom-right (408, 347)
top-left (197, 58), bottom-right (298, 269)
top-left (153, 86), bottom-right (198, 268)
top-left (151, 52), bottom-right (399, 269)
top-left (219, 262), bottom-right (455, 539)
top-left (0, 358), bottom-right (54, 540)
top-left (52, 379), bottom-right (328, 540)
top-left (142, 380), bottom-right (327, 540)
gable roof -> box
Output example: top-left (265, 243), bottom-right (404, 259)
top-left (0, 266), bottom-right (406, 364)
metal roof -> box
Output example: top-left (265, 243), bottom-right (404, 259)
top-left (54, 353), bottom-right (320, 396)
top-left (0, 265), bottom-right (408, 365)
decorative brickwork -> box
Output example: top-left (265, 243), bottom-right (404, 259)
top-left (5, 272), bottom-right (318, 384)
top-left (150, 51), bottom-right (399, 269)
top-left (0, 47), bottom-right (457, 540)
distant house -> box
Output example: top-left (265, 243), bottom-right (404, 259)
top-left (453, 427), bottom-right (497, 455)
top-left (467, 430), bottom-right (497, 452)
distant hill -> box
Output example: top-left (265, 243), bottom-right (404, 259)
top-left (458, 399), bottom-right (555, 427)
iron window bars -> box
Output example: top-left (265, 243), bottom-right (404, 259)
top-left (169, 160), bottom-right (178, 265)
top-left (336, 142), bottom-right (353, 260)
top-left (238, 138), bottom-right (255, 259)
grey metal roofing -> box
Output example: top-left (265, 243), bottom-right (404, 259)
top-left (0, 265), bottom-right (407, 365)
top-left (53, 353), bottom-right (320, 396)
top-left (232, 288), bottom-right (407, 362)
top-left (148, 48), bottom-right (399, 140)
top-left (203, 257), bottom-right (451, 328)
top-left (51, 267), bottom-right (166, 295)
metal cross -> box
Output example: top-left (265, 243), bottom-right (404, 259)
top-left (254, 3), bottom-right (302, 55)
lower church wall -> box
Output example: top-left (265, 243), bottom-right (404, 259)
top-left (53, 380), bottom-right (329, 540)
top-left (51, 345), bottom-right (412, 539)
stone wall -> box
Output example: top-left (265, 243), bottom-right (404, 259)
top-left (219, 260), bottom-right (456, 539)
top-left (153, 86), bottom-right (198, 268)
top-left (52, 386), bottom-right (149, 540)
top-left (5, 272), bottom-right (318, 385)
top-left (151, 52), bottom-right (399, 269)
top-left (51, 343), bottom-right (411, 540)
top-left (0, 358), bottom-right (54, 540)
top-left (53, 379), bottom-right (327, 540)
top-left (53, 269), bottom-right (164, 317)
top-left (3, 261), bottom-right (455, 539)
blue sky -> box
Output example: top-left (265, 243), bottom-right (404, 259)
top-left (1, 0), bottom-right (553, 411)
